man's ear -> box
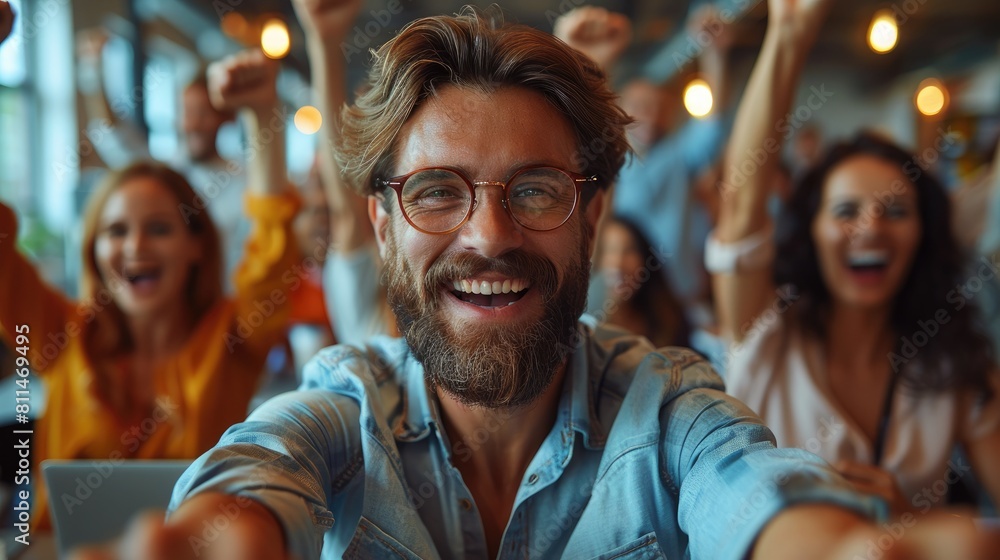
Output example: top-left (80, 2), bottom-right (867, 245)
top-left (584, 189), bottom-right (606, 259)
top-left (369, 195), bottom-right (390, 259)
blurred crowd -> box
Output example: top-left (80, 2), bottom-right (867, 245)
top-left (0, 0), bottom-right (999, 551)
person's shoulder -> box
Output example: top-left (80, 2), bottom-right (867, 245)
top-left (587, 320), bottom-right (725, 410)
top-left (302, 336), bottom-right (409, 391)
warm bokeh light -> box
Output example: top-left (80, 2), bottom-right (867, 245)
top-left (915, 79), bottom-right (947, 116)
top-left (260, 19), bottom-right (290, 59)
top-left (220, 12), bottom-right (248, 40)
top-left (867, 11), bottom-right (898, 54)
top-left (294, 106), bottom-right (323, 135)
top-left (683, 79), bottom-right (713, 118)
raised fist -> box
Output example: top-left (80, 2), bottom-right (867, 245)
top-left (291, 0), bottom-right (364, 42)
top-left (207, 50), bottom-right (279, 115)
top-left (553, 6), bottom-right (632, 71)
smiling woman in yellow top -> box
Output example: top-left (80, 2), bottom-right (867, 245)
top-left (0, 49), bottom-right (299, 528)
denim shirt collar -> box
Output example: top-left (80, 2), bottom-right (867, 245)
top-left (392, 350), bottom-right (439, 443)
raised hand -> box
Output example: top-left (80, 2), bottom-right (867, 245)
top-left (834, 460), bottom-right (910, 516)
top-left (207, 50), bottom-right (279, 116)
top-left (687, 4), bottom-right (734, 53)
top-left (291, 0), bottom-right (364, 43)
top-left (0, 0), bottom-right (16, 46)
top-left (766, 0), bottom-right (833, 41)
top-left (553, 6), bottom-right (632, 71)
top-left (68, 495), bottom-right (287, 560)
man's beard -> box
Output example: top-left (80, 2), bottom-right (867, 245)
top-left (382, 224), bottom-right (591, 410)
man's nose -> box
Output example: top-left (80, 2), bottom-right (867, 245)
top-left (457, 186), bottom-right (524, 258)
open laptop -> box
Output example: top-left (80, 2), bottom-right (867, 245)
top-left (42, 460), bottom-right (190, 556)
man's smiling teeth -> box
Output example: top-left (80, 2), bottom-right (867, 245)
top-left (451, 279), bottom-right (529, 295)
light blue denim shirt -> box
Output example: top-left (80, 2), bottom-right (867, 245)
top-left (169, 318), bottom-right (880, 559)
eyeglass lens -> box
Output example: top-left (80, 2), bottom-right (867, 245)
top-left (399, 167), bottom-right (577, 233)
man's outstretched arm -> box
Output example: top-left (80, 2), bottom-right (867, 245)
top-left (70, 385), bottom-right (364, 560)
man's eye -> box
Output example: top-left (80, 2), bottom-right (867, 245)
top-left (511, 183), bottom-right (558, 199)
top-left (421, 188), bottom-right (459, 198)
top-left (513, 186), bottom-right (548, 198)
top-left (106, 224), bottom-right (127, 237)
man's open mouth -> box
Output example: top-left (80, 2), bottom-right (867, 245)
top-left (449, 278), bottom-right (530, 308)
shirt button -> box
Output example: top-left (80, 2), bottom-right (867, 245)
top-left (527, 473), bottom-right (539, 485)
top-left (460, 498), bottom-right (473, 511)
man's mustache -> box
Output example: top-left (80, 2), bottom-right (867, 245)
top-left (422, 251), bottom-right (559, 303)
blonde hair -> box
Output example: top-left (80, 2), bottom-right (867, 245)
top-left (335, 7), bottom-right (632, 200)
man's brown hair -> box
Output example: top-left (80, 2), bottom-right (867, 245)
top-left (335, 7), bottom-right (632, 201)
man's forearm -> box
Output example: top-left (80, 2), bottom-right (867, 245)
top-left (752, 504), bottom-right (875, 560)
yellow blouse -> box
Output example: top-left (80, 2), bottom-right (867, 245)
top-left (0, 192), bottom-right (301, 528)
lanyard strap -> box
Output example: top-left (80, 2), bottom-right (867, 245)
top-left (872, 373), bottom-right (899, 466)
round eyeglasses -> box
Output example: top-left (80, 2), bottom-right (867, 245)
top-left (377, 165), bottom-right (599, 235)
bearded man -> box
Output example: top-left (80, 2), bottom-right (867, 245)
top-left (73, 3), bottom-right (994, 560)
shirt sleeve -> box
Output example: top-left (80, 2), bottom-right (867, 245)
top-left (662, 382), bottom-right (885, 560)
top-left (168, 388), bottom-right (363, 560)
top-left (322, 244), bottom-right (387, 346)
top-left (230, 192), bottom-right (302, 354)
top-left (0, 202), bottom-right (74, 372)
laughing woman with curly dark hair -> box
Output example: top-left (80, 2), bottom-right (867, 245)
top-left (708, 0), bottom-right (1000, 517)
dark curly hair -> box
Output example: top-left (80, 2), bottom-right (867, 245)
top-left (773, 132), bottom-right (995, 396)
